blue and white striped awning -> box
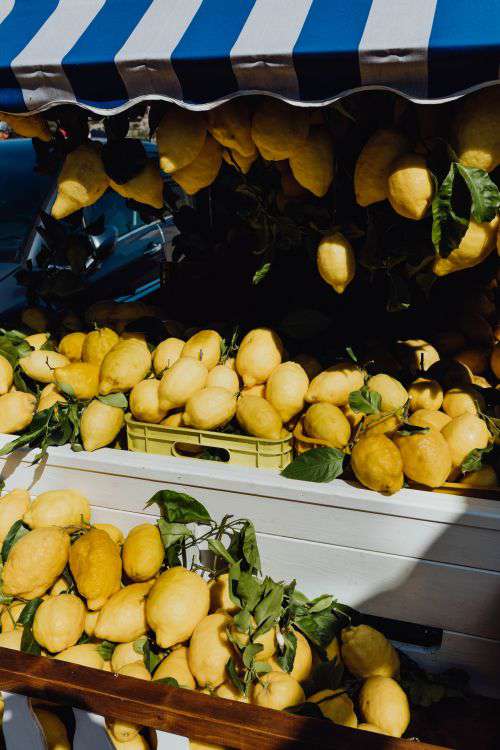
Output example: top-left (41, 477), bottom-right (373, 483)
top-left (0, 0), bottom-right (499, 115)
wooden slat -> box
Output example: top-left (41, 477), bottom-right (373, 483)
top-left (0, 649), bottom-right (448, 750)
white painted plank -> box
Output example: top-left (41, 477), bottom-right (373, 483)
top-left (2, 693), bottom-right (47, 750)
top-left (73, 710), bottom-right (114, 750)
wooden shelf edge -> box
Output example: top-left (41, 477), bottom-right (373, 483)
top-left (0, 648), bottom-right (450, 750)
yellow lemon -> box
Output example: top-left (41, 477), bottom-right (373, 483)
top-left (23, 489), bottom-right (90, 531)
top-left (309, 688), bottom-right (358, 728)
top-left (303, 403), bottom-right (351, 448)
top-left (0, 629), bottom-right (23, 651)
top-left (171, 135), bottom-right (222, 195)
top-left (208, 99), bottom-right (255, 157)
top-left (289, 126), bottom-right (334, 197)
top-left (317, 232), bottom-right (355, 294)
top-left (354, 129), bottom-right (410, 206)
top-left (0, 354), bottom-right (13, 395)
top-left (108, 661), bottom-right (151, 742)
top-left (188, 612), bottom-right (235, 689)
top-left (99, 341), bottom-right (152, 395)
top-left (0, 489), bottom-right (30, 544)
top-left (408, 378), bottom-right (443, 412)
top-left (208, 573), bottom-right (238, 614)
top-left (33, 594), bottom-right (85, 653)
top-left (214, 681), bottom-right (249, 702)
top-left (267, 630), bottom-right (312, 683)
top-left (222, 147), bottom-right (257, 174)
top-left (0, 391), bottom-right (36, 433)
top-left (146, 567), bottom-right (210, 649)
top-left (54, 643), bottom-right (105, 670)
top-left (358, 723), bottom-right (386, 734)
top-left (58, 332), bottom-right (86, 362)
top-left (52, 143), bottom-right (109, 219)
top-left (206, 364), bottom-right (240, 393)
top-left (359, 676), bottom-right (410, 738)
top-left (154, 646), bottom-right (196, 689)
top-left (182, 330), bottom-right (222, 371)
top-left (367, 374), bottom-right (408, 412)
top-left (33, 708), bottom-right (71, 750)
top-left (37, 386), bottom-right (67, 413)
top-left (158, 357), bottom-right (208, 412)
top-left (122, 524), bottom-right (164, 582)
top-left (393, 429), bottom-right (452, 488)
top-left (111, 642), bottom-right (143, 673)
top-left (251, 99), bottom-right (309, 160)
top-left (408, 409), bottom-right (451, 432)
top-left (80, 399), bottom-right (124, 451)
top-left (118, 661), bottom-right (151, 680)
top-left (0, 601), bottom-right (25, 632)
top-left (455, 87), bottom-right (500, 172)
top-left (328, 361), bottom-right (365, 392)
top-left (442, 386), bottom-right (485, 418)
top-left (442, 413), bottom-right (491, 468)
top-left (25, 332), bottom-right (50, 350)
top-left (19, 350), bottom-right (69, 384)
top-left (157, 106), bottom-right (207, 173)
top-left (461, 464), bottom-right (498, 488)
top-left (433, 217), bottom-right (499, 276)
top-left (251, 671), bottom-right (305, 710)
top-left (130, 379), bottom-right (167, 424)
top-left (84, 609), bottom-right (99, 637)
top-left (153, 338), bottom-right (185, 376)
top-left (399, 339), bottom-right (440, 372)
top-left (236, 328), bottom-right (284, 388)
top-left (2, 527), bottom-right (70, 599)
top-left (82, 328), bottom-right (119, 366)
top-left (236, 395), bottom-right (282, 440)
top-left (54, 362), bottom-right (100, 400)
top-left (110, 159), bottom-right (164, 209)
top-left (363, 412), bottom-right (402, 437)
top-left (265, 362), bottom-right (309, 422)
top-left (70, 528), bottom-right (122, 610)
top-left (306, 368), bottom-right (351, 407)
top-left (387, 154), bottom-right (434, 220)
top-left (95, 582), bottom-right (154, 643)
top-left (341, 625), bottom-right (400, 679)
top-left (229, 619), bottom-right (276, 662)
top-left (0, 112), bottom-right (51, 141)
top-left (183, 387), bottom-right (237, 431)
top-left (50, 576), bottom-right (71, 596)
top-left (351, 435), bottom-right (404, 494)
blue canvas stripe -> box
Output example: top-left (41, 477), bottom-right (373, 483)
top-left (428, 0), bottom-right (500, 97)
top-left (62, 0), bottom-right (154, 109)
top-left (171, 0), bottom-right (257, 104)
top-left (0, 0), bottom-right (58, 112)
top-left (293, 0), bottom-right (373, 101)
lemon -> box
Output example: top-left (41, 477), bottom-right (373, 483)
top-left (19, 350), bottom-right (69, 384)
top-left (58, 332), bottom-right (86, 362)
top-left (80, 399), bottom-right (124, 451)
top-left (183, 387), bottom-right (237, 431)
top-left (48, 577), bottom-right (70, 598)
top-left (52, 143), bottom-right (109, 219)
top-left (387, 154), bottom-right (433, 220)
top-left (351, 434), bottom-right (404, 494)
top-left (325, 636), bottom-right (342, 665)
top-left (171, 135), bottom-right (222, 195)
top-left (33, 594), bottom-right (85, 653)
top-left (99, 341), bottom-right (152, 395)
top-left (454, 347), bottom-right (489, 375)
top-left (341, 625), bottom-right (400, 679)
top-left (95, 581), bottom-right (153, 642)
top-left (236, 328), bottom-right (284, 388)
top-left (188, 612), bottom-right (236, 689)
top-left (316, 232), bottom-right (355, 294)
top-left (23, 489), bottom-right (90, 531)
top-left (161, 412), bottom-right (185, 428)
top-left (154, 646), bottom-right (196, 689)
top-left (108, 732), bottom-right (151, 750)
top-left (84, 609), bottom-right (99, 637)
top-left (55, 643), bottom-right (105, 670)
top-left (25, 332), bottom-right (50, 350)
top-left (33, 708), bottom-right (71, 750)
top-left (0, 489), bottom-right (30, 544)
top-left (358, 723), bottom-right (385, 734)
top-left (354, 129), bottom-right (410, 206)
top-left (120, 332), bottom-right (148, 346)
top-left (208, 573), bottom-right (238, 615)
top-left (408, 378), bottom-right (443, 412)
top-left (206, 364), bottom-right (240, 393)
top-left (472, 375), bottom-right (491, 389)
top-left (329, 361), bottom-right (365, 392)
top-left (394, 429), bottom-right (452, 488)
top-left (242, 384), bottom-right (266, 398)
top-left (267, 630), bottom-right (312, 683)
top-left (111, 642), bottom-right (143, 673)
top-left (367, 374), bottom-right (408, 412)
top-left (118, 661), bottom-right (151, 680)
top-left (158, 357), bottom-right (208, 412)
top-left (408, 409), bottom-right (451, 432)
top-left (0, 391), bottom-right (36, 433)
top-left (122, 524), bottom-right (164, 582)
top-left (222, 147), bottom-right (257, 174)
top-left (93, 524), bottom-right (124, 547)
top-left (0, 354), bottom-right (13, 395)
top-left (433, 217), bottom-right (499, 275)
top-left (359, 676), bottom-right (410, 738)
top-left (214, 681), bottom-right (249, 702)
top-left (2, 527), bottom-right (70, 599)
top-left (251, 99), bottom-right (309, 160)
top-left (157, 106), bottom-right (207, 173)
top-left (461, 464), bottom-right (498, 488)
top-left (0, 601), bottom-right (24, 631)
top-left (110, 159), bottom-right (164, 209)
top-left (182, 330), bottom-right (222, 371)
top-left (491, 343), bottom-right (500, 378)
top-left (363, 412), bottom-right (402, 437)
top-left (0, 112), bottom-right (51, 141)
top-left (306, 368), bottom-right (351, 407)
top-left (37, 386), bottom-right (67, 413)
top-left (146, 567), bottom-right (210, 649)
top-left (153, 337), bottom-right (185, 376)
top-left (442, 386), bottom-right (485, 418)
top-left (130, 379), bottom-right (166, 424)
top-left (70, 528), bottom-right (122, 610)
top-left (251, 671), bottom-right (305, 710)
top-left (309, 688), bottom-right (358, 728)
top-left (264, 362), bottom-right (309, 423)
top-left (82, 327), bottom-right (119, 365)
top-left (208, 99), bottom-right (255, 157)
top-left (442, 413), bottom-right (490, 468)
top-left (236, 395), bottom-right (282, 440)
top-left (342, 403), bottom-right (364, 429)
top-left (0, 629), bottom-right (23, 651)
top-left (229, 619), bottom-right (276, 661)
top-left (455, 87), bottom-right (500, 172)
top-left (303, 403), bottom-right (351, 448)
top-left (54, 362), bottom-right (100, 400)
top-left (399, 339), bottom-right (440, 372)
top-left (293, 354), bottom-right (322, 380)
top-left (289, 126), bottom-right (334, 197)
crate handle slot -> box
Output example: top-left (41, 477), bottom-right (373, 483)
top-left (172, 443), bottom-right (230, 462)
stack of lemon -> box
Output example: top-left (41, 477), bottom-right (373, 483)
top-left (0, 486), bottom-right (413, 749)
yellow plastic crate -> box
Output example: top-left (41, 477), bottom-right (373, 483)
top-left (126, 415), bottom-right (294, 470)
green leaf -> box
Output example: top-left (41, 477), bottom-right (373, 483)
top-left (455, 164), bottom-right (500, 223)
top-left (242, 522), bottom-right (261, 573)
top-left (396, 423), bottom-right (430, 436)
top-left (157, 519), bottom-right (192, 550)
top-left (285, 702), bottom-right (323, 718)
top-left (254, 578), bottom-right (284, 629)
top-left (146, 490), bottom-right (212, 525)
top-left (294, 609), bottom-right (339, 650)
top-left (133, 637), bottom-right (147, 655)
top-left (154, 677), bottom-right (180, 688)
top-left (97, 393), bottom-right (128, 409)
top-left (233, 609), bottom-right (252, 634)
top-left (348, 386), bottom-right (381, 415)
top-left (281, 447), bottom-right (345, 483)
top-left (1, 521), bottom-right (29, 563)
top-left (461, 445), bottom-right (493, 474)
top-left (253, 661), bottom-right (272, 675)
top-left (226, 657), bottom-right (246, 695)
top-left (252, 262), bottom-right (271, 285)
top-left (237, 572), bottom-right (261, 612)
top-left (431, 163), bottom-right (469, 258)
top-left (345, 346), bottom-right (357, 363)
top-left (280, 309), bottom-right (331, 341)
top-left (206, 539), bottom-right (236, 566)
top-left (242, 643), bottom-right (263, 668)
top-left (97, 641), bottom-right (116, 661)
top-left (227, 561), bottom-right (242, 609)
top-left (20, 624), bottom-right (41, 655)
top-left (277, 629), bottom-right (297, 673)
top-left (309, 595), bottom-right (334, 614)
top-left (18, 598), bottom-right (43, 627)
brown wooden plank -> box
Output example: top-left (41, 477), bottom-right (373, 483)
top-left (0, 648), bottom-right (450, 750)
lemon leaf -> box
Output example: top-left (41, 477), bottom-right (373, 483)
top-left (396, 423), bottom-right (430, 436)
top-left (455, 164), bottom-right (500, 223)
top-left (146, 490), bottom-right (211, 525)
top-left (276, 628), bottom-right (297, 673)
top-left (254, 578), bottom-right (284, 628)
top-left (18, 597), bottom-right (43, 627)
top-left (281, 447), bottom-right (345, 483)
top-left (431, 163), bottom-right (469, 258)
top-left (461, 445), bottom-right (493, 474)
top-left (20, 623), bottom-right (41, 655)
top-left (242, 521), bottom-right (261, 573)
top-left (349, 386), bottom-right (381, 415)
top-left (97, 640), bottom-right (116, 661)
top-left (97, 393), bottom-right (128, 409)
top-left (252, 262), bottom-right (271, 285)
top-left (206, 539), bottom-right (236, 566)
top-left (1, 520), bottom-right (29, 563)
top-left (154, 677), bottom-right (180, 688)
top-left (226, 657), bottom-right (246, 695)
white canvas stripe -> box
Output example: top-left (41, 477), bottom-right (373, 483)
top-left (115, 0), bottom-right (203, 103)
top-left (11, 0), bottom-right (107, 110)
top-left (358, 0), bottom-right (438, 98)
top-left (230, 0), bottom-right (314, 99)
top-left (0, 0), bottom-right (16, 27)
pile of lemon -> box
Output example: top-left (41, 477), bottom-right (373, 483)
top-left (0, 486), bottom-right (412, 749)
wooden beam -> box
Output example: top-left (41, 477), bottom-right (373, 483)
top-left (0, 648), bottom-right (450, 750)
